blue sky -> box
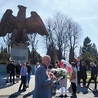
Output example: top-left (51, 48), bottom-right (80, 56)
top-left (0, 0), bottom-right (98, 56)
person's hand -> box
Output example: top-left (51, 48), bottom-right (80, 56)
top-left (26, 73), bottom-right (28, 75)
top-left (48, 72), bottom-right (56, 81)
top-left (51, 75), bottom-right (56, 81)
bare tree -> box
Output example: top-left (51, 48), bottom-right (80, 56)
top-left (67, 20), bottom-right (81, 62)
top-left (45, 12), bottom-right (82, 62)
top-left (44, 19), bottom-right (57, 65)
top-left (28, 33), bottom-right (38, 52)
top-left (28, 33), bottom-right (40, 63)
top-left (45, 12), bottom-right (69, 60)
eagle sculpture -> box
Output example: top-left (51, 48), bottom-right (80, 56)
top-left (0, 5), bottom-right (49, 46)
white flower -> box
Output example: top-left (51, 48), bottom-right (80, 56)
top-left (51, 68), bottom-right (67, 79)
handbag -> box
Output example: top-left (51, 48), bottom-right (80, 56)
top-left (70, 67), bottom-right (76, 80)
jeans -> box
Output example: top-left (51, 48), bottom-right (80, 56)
top-left (26, 73), bottom-right (31, 85)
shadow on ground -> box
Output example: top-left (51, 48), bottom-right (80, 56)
top-left (91, 90), bottom-right (98, 97)
top-left (23, 90), bottom-right (33, 98)
top-left (8, 90), bottom-right (33, 98)
top-left (68, 84), bottom-right (88, 95)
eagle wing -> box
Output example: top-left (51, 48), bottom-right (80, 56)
top-left (0, 9), bottom-right (16, 36)
top-left (25, 11), bottom-right (49, 36)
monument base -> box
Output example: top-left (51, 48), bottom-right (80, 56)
top-left (11, 43), bottom-right (28, 64)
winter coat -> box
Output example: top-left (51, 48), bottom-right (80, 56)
top-left (33, 63), bottom-right (53, 98)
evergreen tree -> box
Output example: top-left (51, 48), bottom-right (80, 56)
top-left (91, 43), bottom-right (97, 55)
top-left (0, 47), bottom-right (9, 64)
top-left (81, 36), bottom-right (98, 67)
top-left (29, 50), bottom-right (42, 64)
top-left (82, 36), bottom-right (92, 57)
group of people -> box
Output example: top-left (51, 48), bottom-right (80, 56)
top-left (6, 60), bottom-right (32, 91)
top-left (76, 58), bottom-right (97, 91)
top-left (33, 55), bottom-right (70, 98)
top-left (33, 55), bottom-right (98, 98)
top-left (5, 55), bottom-right (97, 97)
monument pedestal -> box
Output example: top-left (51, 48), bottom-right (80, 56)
top-left (11, 43), bottom-right (28, 64)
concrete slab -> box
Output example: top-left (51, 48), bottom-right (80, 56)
top-left (0, 75), bottom-right (98, 98)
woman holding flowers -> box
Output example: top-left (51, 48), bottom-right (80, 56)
top-left (59, 63), bottom-right (68, 97)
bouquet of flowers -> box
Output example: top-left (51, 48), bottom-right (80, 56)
top-left (51, 68), bottom-right (67, 95)
top-left (51, 68), bottom-right (67, 80)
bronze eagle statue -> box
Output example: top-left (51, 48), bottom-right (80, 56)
top-left (0, 5), bottom-right (49, 45)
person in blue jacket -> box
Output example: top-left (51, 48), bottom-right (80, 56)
top-left (33, 55), bottom-right (56, 98)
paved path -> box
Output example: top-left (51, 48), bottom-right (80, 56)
top-left (0, 75), bottom-right (98, 98)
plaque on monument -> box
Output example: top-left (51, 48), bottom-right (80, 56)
top-left (11, 43), bottom-right (28, 64)
top-left (0, 5), bottom-right (49, 63)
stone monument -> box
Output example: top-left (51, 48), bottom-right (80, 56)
top-left (0, 5), bottom-right (48, 63)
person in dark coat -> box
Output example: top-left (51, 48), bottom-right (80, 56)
top-left (86, 62), bottom-right (97, 90)
top-left (6, 60), bottom-right (12, 83)
top-left (80, 61), bottom-right (87, 87)
top-left (76, 58), bottom-right (82, 85)
top-left (16, 61), bottom-right (21, 83)
top-left (26, 61), bottom-right (32, 87)
top-left (6, 60), bottom-right (15, 84)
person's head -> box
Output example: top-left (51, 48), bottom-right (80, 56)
top-left (63, 63), bottom-right (67, 68)
top-left (55, 60), bottom-right (59, 64)
top-left (26, 61), bottom-right (30, 65)
top-left (82, 61), bottom-right (85, 66)
top-left (17, 61), bottom-right (21, 64)
top-left (12, 60), bottom-right (15, 64)
top-left (71, 62), bottom-right (76, 67)
top-left (90, 62), bottom-right (96, 67)
top-left (23, 63), bottom-right (26, 67)
top-left (42, 55), bottom-right (51, 67)
top-left (77, 57), bottom-right (81, 62)
top-left (36, 62), bottom-right (39, 67)
top-left (54, 63), bottom-right (58, 68)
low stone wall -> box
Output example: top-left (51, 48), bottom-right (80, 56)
top-left (0, 64), bottom-right (7, 75)
top-left (0, 64), bottom-right (35, 75)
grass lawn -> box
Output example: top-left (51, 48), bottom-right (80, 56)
top-left (83, 71), bottom-right (98, 82)
top-left (67, 71), bottom-right (98, 82)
